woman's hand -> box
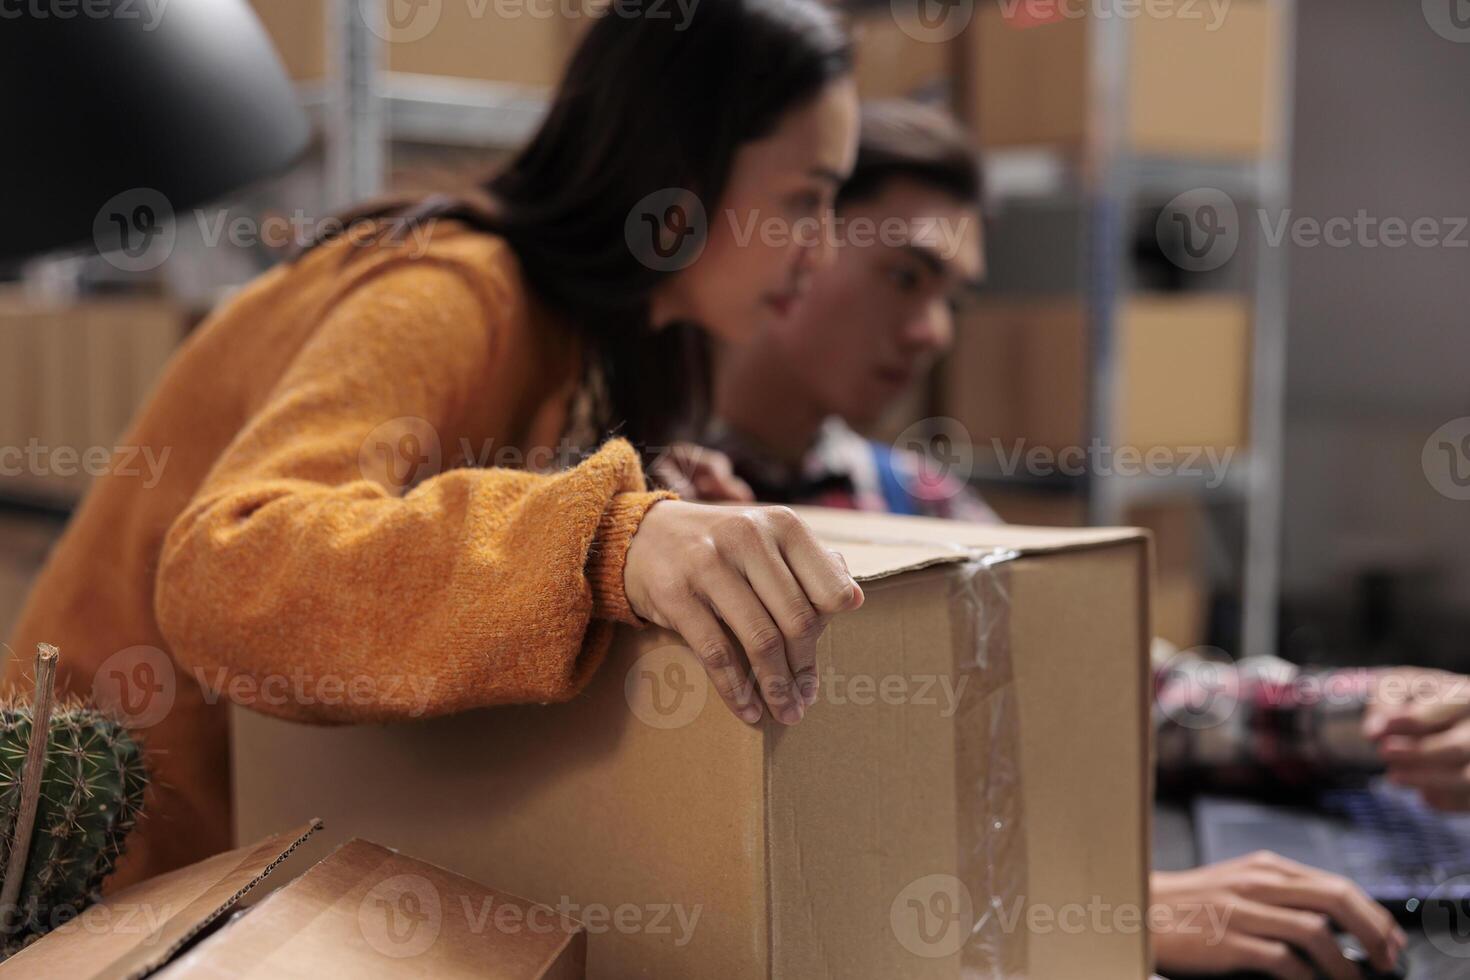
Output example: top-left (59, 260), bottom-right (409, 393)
top-left (622, 501), bottom-right (862, 725)
top-left (1151, 852), bottom-right (1406, 980)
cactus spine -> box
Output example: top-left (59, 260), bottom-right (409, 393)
top-left (0, 644), bottom-right (149, 958)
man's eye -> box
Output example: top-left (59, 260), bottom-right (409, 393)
top-left (788, 190), bottom-right (823, 214)
top-left (889, 265), bottom-right (921, 292)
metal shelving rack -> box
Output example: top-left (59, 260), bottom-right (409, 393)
top-left (311, 1), bottom-right (554, 207)
top-left (314, 1), bottom-right (1296, 660)
top-left (967, 2), bottom-right (1297, 660)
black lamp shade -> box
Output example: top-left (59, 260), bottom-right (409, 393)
top-left (0, 0), bottom-right (311, 262)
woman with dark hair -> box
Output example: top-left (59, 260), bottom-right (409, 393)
top-left (6, 0), bottom-right (862, 887)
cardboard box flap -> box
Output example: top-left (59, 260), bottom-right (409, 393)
top-left (792, 506), bottom-right (1144, 580)
top-left (0, 821), bottom-right (321, 980)
top-left (156, 839), bottom-right (586, 979)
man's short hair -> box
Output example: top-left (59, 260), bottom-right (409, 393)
top-left (837, 100), bottom-right (984, 210)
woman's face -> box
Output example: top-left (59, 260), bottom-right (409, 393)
top-left (653, 78), bottom-right (861, 343)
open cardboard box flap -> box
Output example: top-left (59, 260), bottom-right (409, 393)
top-left (0, 821), bottom-right (321, 980)
top-left (154, 839), bottom-right (585, 979)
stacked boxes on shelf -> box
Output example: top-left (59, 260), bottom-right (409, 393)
top-left (0, 293), bottom-right (184, 505)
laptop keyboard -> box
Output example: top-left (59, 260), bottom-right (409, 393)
top-left (1319, 783), bottom-right (1470, 902)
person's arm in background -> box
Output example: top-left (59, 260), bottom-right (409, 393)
top-left (1153, 644), bottom-right (1384, 797)
top-left (1154, 646), bottom-right (1470, 810)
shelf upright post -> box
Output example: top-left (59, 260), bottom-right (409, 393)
top-left (1241, 0), bottom-right (1297, 661)
top-left (1084, 11), bottom-right (1134, 528)
top-left (326, 0), bottom-right (387, 209)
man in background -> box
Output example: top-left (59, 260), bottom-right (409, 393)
top-left (689, 99), bottom-right (1441, 978)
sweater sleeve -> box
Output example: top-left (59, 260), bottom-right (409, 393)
top-left (154, 256), bottom-right (674, 724)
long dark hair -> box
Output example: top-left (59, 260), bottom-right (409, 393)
top-left (302, 0), bottom-right (852, 451)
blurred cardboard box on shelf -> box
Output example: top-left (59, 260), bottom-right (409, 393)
top-left (1126, 497), bottom-right (1211, 650)
top-left (385, 2), bottom-right (583, 89)
top-left (943, 294), bottom-right (1251, 468)
top-left (1119, 295), bottom-right (1251, 455)
top-left (250, 0), bottom-right (582, 89)
top-left (967, 0), bottom-right (1280, 156)
top-left (233, 508), bottom-right (1152, 979)
top-left (944, 298), bottom-right (1090, 459)
top-left (250, 2), bottom-right (960, 98)
top-left (0, 823), bottom-right (585, 980)
top-left (0, 293), bottom-right (183, 505)
top-left (851, 6), bottom-right (953, 100)
top-left (982, 486), bottom-right (1088, 528)
top-left (248, 0), bottom-right (327, 81)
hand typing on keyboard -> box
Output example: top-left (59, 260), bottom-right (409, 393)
top-left (1152, 851), bottom-right (1407, 980)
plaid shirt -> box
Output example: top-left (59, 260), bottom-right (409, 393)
top-left (712, 417), bottom-right (1384, 796)
top-left (706, 417), bottom-right (1000, 521)
top-left (1152, 645), bottom-right (1383, 797)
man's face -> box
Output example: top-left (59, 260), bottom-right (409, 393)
top-left (764, 177), bottom-right (985, 428)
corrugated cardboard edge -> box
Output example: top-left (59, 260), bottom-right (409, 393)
top-left (0, 820), bottom-right (323, 980)
top-left (116, 819), bottom-right (323, 980)
top-left (790, 505), bottom-right (1147, 582)
top-left (1133, 533), bottom-right (1157, 975)
top-left (163, 838), bottom-right (585, 977)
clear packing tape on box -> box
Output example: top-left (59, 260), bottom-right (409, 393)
top-left (819, 533), bottom-right (1027, 977)
top-left (949, 547), bottom-right (1026, 978)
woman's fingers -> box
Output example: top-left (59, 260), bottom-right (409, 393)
top-left (737, 540), bottom-right (826, 707)
top-left (699, 561), bottom-right (803, 725)
top-left (767, 506), bottom-right (864, 615)
top-left (663, 591), bottom-right (761, 724)
top-left (621, 500), bottom-right (865, 726)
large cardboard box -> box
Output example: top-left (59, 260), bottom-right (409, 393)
top-left (967, 0), bottom-right (1280, 156)
top-left (232, 509), bottom-right (1153, 978)
top-left (944, 295), bottom-right (1252, 467)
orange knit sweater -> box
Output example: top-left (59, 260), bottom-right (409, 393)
top-left (3, 222), bottom-right (674, 888)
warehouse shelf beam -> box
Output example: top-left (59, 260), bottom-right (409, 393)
top-left (983, 148), bottom-right (1283, 204)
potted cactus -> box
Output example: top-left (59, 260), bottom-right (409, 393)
top-left (0, 644), bottom-right (149, 959)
